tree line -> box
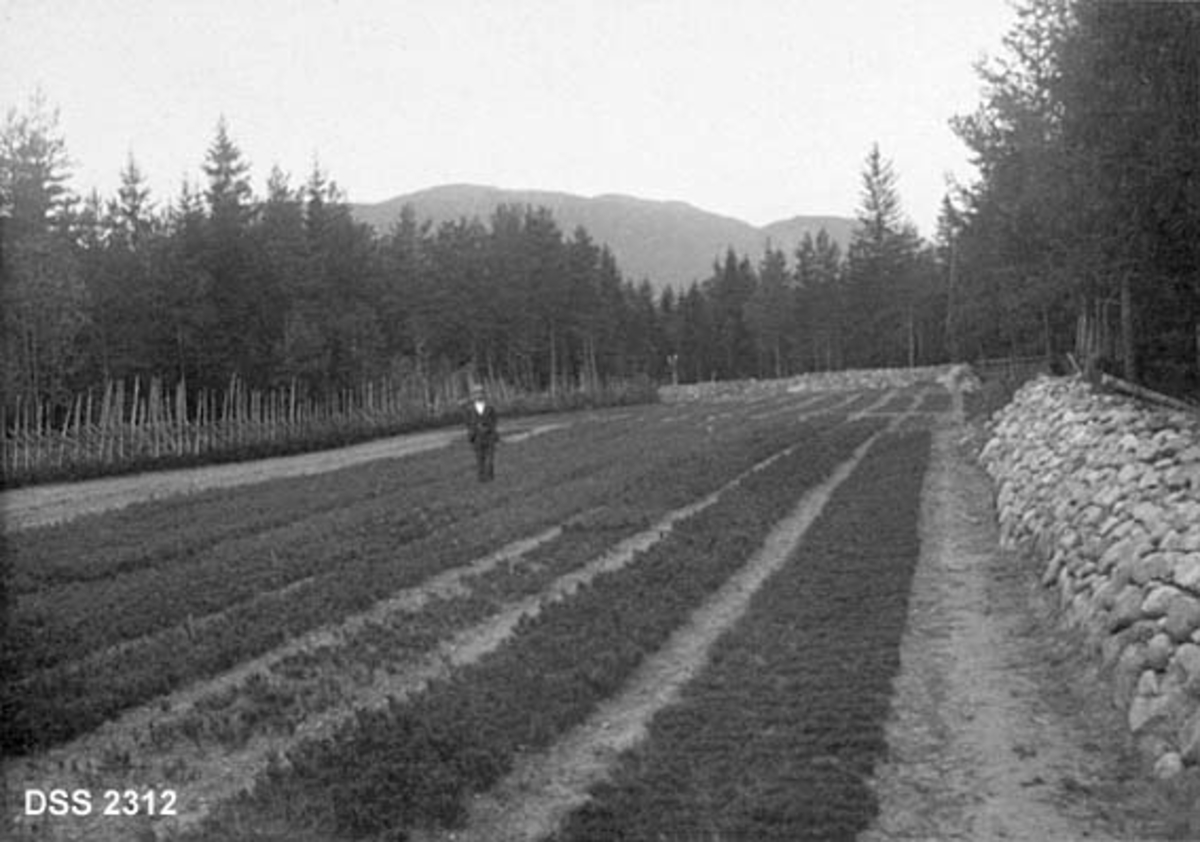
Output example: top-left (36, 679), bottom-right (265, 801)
top-left (1, 98), bottom-right (949, 416)
top-left (667, 144), bottom-right (945, 382)
top-left (1, 109), bottom-right (668, 411)
top-left (947, 0), bottom-right (1200, 396)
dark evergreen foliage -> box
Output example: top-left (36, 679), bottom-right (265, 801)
top-left (1, 116), bottom-right (678, 411)
top-left (0, 103), bottom-right (961, 414)
top-left (949, 0), bottom-right (1200, 397)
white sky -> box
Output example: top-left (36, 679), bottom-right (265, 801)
top-left (1, 0), bottom-right (1016, 239)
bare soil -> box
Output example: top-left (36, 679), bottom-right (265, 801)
top-left (862, 425), bottom-right (1200, 842)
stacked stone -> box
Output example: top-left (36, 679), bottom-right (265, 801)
top-left (660, 365), bottom-right (973, 403)
top-left (785, 364), bottom-right (978, 394)
top-left (980, 375), bottom-right (1200, 777)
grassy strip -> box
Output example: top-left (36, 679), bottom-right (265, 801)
top-left (1, 408), bottom-right (816, 755)
top-left (551, 430), bottom-right (931, 842)
top-left (185, 418), bottom-right (887, 841)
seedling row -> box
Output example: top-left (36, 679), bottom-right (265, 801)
top-left (4, 398), bottom-right (818, 755)
top-left (554, 429), bottom-right (931, 840)
top-left (5, 385), bottom-right (947, 842)
top-left (183, 418), bottom-right (888, 840)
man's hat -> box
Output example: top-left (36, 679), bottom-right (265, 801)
top-left (470, 383), bottom-right (484, 397)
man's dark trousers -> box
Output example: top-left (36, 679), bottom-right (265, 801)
top-left (474, 439), bottom-right (495, 482)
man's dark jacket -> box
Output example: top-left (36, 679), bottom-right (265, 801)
top-left (465, 401), bottom-right (499, 446)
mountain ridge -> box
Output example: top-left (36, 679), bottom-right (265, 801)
top-left (350, 184), bottom-right (855, 290)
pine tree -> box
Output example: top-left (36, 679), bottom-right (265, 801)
top-left (523, 206), bottom-right (568, 390)
top-left (566, 226), bottom-right (603, 388)
top-left (377, 204), bottom-right (432, 366)
top-left (203, 116), bottom-right (253, 231)
top-left (112, 153), bottom-right (154, 248)
top-left (91, 155), bottom-right (161, 381)
top-left (0, 90), bottom-right (74, 241)
top-left (950, 0), bottom-right (1077, 366)
top-left (845, 144), bottom-right (922, 367)
top-left (745, 244), bottom-right (791, 377)
top-left (257, 165), bottom-right (316, 383)
top-left (794, 230), bottom-right (845, 371)
top-left (678, 281), bottom-right (715, 382)
top-left (199, 117), bottom-right (274, 383)
top-left (1057, 0), bottom-right (1200, 388)
top-left (299, 160), bottom-right (382, 391)
top-left (1, 91), bottom-right (86, 403)
top-left (707, 248), bottom-right (757, 379)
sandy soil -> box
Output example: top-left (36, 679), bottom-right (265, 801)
top-left (861, 426), bottom-right (1186, 842)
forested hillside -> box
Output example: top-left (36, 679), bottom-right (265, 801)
top-left (350, 184), bottom-right (855, 291)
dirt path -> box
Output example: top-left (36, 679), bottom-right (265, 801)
top-left (1, 421), bottom-right (567, 532)
top-left (861, 425), bottom-right (1163, 842)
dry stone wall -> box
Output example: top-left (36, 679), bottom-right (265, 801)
top-left (660, 365), bottom-right (978, 402)
top-left (980, 375), bottom-right (1200, 777)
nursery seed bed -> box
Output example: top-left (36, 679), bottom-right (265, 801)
top-left (1, 411), bottom-right (607, 532)
top-left (433, 400), bottom-right (924, 842)
top-left (176, 419), bottom-right (887, 841)
top-left (4, 394), bottom-right (853, 841)
top-left (7, 410), bottom-right (636, 609)
top-left (551, 429), bottom-right (931, 841)
top-left (3, 399), bottom-right (809, 755)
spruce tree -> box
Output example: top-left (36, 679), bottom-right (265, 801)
top-left (845, 144), bottom-right (921, 367)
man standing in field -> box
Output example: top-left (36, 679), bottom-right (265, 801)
top-left (465, 383), bottom-right (499, 482)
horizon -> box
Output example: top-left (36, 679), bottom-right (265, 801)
top-left (352, 182), bottom-right (858, 228)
